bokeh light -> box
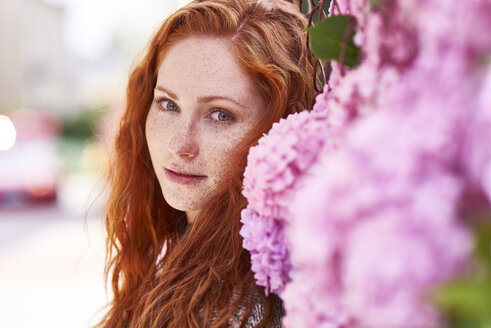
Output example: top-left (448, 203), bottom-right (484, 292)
top-left (0, 115), bottom-right (16, 151)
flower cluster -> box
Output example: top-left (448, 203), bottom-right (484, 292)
top-left (240, 108), bottom-right (334, 294)
top-left (239, 207), bottom-right (290, 294)
top-left (241, 0), bottom-right (491, 327)
top-left (284, 102), bottom-right (474, 327)
top-left (242, 109), bottom-right (333, 219)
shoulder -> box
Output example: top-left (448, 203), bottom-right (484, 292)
top-left (229, 293), bottom-right (283, 328)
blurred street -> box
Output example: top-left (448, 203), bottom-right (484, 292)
top-left (0, 0), bottom-right (191, 326)
top-left (0, 205), bottom-right (108, 328)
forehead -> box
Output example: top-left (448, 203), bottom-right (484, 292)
top-left (156, 37), bottom-right (259, 100)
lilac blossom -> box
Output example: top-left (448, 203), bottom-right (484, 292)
top-left (282, 89), bottom-right (476, 326)
top-left (239, 207), bottom-right (290, 294)
top-left (240, 108), bottom-right (335, 293)
top-left (241, 0), bottom-right (491, 327)
top-left (242, 109), bottom-right (334, 219)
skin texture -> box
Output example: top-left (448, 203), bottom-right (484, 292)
top-left (145, 37), bottom-right (266, 223)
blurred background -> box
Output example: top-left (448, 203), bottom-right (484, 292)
top-left (0, 0), bottom-right (190, 326)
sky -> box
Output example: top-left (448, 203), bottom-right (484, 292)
top-left (44, 0), bottom-right (191, 58)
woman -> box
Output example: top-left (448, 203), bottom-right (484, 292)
top-left (98, 0), bottom-right (317, 327)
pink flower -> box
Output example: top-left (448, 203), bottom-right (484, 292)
top-left (239, 207), bottom-right (291, 294)
top-left (343, 209), bottom-right (472, 328)
top-left (240, 0), bottom-right (491, 327)
top-left (241, 108), bottom-right (335, 293)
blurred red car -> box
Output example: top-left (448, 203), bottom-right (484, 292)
top-left (0, 109), bottom-right (61, 206)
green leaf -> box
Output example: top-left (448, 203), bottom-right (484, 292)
top-left (473, 219), bottom-right (491, 265)
top-left (307, 15), bottom-right (361, 68)
top-left (434, 279), bottom-right (491, 319)
top-left (369, 0), bottom-right (385, 8)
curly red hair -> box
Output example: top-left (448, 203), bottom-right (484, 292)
top-left (97, 1), bottom-right (316, 327)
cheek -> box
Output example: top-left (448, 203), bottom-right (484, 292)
top-left (202, 126), bottom-right (251, 179)
top-left (146, 111), bottom-right (172, 153)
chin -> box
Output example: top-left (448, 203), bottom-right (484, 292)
top-left (166, 201), bottom-right (195, 212)
top-left (161, 190), bottom-right (202, 213)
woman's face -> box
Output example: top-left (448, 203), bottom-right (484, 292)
top-left (145, 37), bottom-right (266, 223)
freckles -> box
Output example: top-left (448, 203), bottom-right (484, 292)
top-left (146, 112), bottom-right (160, 138)
top-left (147, 112), bottom-right (174, 146)
top-left (203, 130), bottom-right (247, 184)
top-left (162, 187), bottom-right (200, 212)
top-left (177, 192), bottom-right (199, 208)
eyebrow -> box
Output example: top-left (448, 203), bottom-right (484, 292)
top-left (154, 85), bottom-right (247, 109)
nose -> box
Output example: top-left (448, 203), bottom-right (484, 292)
top-left (168, 121), bottom-right (199, 159)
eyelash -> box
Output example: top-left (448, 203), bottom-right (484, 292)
top-left (153, 97), bottom-right (236, 124)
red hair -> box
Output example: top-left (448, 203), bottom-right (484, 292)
top-left (98, 1), bottom-right (316, 327)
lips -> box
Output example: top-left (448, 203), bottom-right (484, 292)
top-left (164, 168), bottom-right (207, 185)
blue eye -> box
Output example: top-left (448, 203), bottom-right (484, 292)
top-left (155, 98), bottom-right (179, 112)
top-left (211, 110), bottom-right (234, 122)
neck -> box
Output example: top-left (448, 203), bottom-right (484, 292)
top-left (186, 210), bottom-right (199, 224)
